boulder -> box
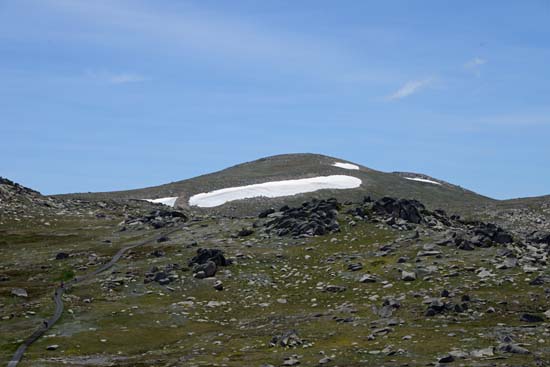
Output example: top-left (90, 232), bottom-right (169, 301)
top-left (324, 285), bottom-right (346, 293)
top-left (11, 288), bottom-right (28, 297)
top-left (188, 248), bottom-right (229, 267)
top-left (193, 261), bottom-right (217, 278)
top-left (438, 354), bottom-right (454, 363)
top-left (55, 252), bottom-right (69, 260)
top-left (520, 313), bottom-right (544, 322)
top-left (497, 343), bottom-right (530, 354)
top-left (359, 274), bottom-right (377, 283)
top-left (237, 228), bottom-right (254, 237)
top-left (401, 270), bottom-right (417, 281)
top-left (258, 208), bottom-right (276, 218)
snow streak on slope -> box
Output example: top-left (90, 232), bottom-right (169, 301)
top-left (189, 175), bottom-right (362, 208)
top-left (144, 197), bottom-right (178, 207)
top-left (404, 177), bottom-right (441, 185)
top-left (332, 162), bottom-right (360, 170)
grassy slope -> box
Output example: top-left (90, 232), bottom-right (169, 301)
top-left (1, 210), bottom-right (547, 366)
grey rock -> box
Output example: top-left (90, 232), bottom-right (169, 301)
top-left (324, 285), bottom-right (346, 293)
top-left (520, 313), bottom-right (544, 322)
top-left (438, 354), bottom-right (454, 363)
top-left (347, 263), bottom-right (363, 271)
top-left (470, 346), bottom-right (494, 357)
top-left (193, 261), bottom-right (217, 278)
top-left (270, 330), bottom-right (302, 348)
top-left (213, 280), bottom-right (223, 291)
top-left (55, 252), bottom-right (69, 260)
top-left (401, 270), bottom-right (417, 281)
top-left (283, 357), bottom-right (300, 366)
top-left (498, 343), bottom-right (530, 354)
top-left (11, 288), bottom-right (28, 297)
top-left (359, 274), bottom-right (377, 283)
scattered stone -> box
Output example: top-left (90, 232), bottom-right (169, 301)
top-left (359, 274), bottom-right (377, 283)
top-left (11, 288), bottom-right (28, 298)
top-left (470, 347), bottom-right (494, 357)
top-left (270, 330), bottom-right (302, 348)
top-left (213, 280), bottom-right (223, 291)
top-left (283, 356), bottom-right (300, 366)
top-left (347, 263), bottom-right (363, 271)
top-left (150, 249), bottom-right (165, 257)
top-left (324, 285), bottom-right (346, 293)
top-left (401, 270), bottom-right (417, 281)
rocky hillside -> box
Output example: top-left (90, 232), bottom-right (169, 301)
top-left (1, 177), bottom-right (42, 205)
top-left (2, 186), bottom-right (549, 366)
top-left (2, 158), bottom-right (550, 367)
top-left (0, 177), bottom-right (185, 227)
top-left (0, 177), bottom-right (57, 220)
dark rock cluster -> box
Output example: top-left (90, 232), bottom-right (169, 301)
top-left (55, 252), bottom-right (69, 260)
top-left (424, 295), bottom-right (471, 316)
top-left (0, 177), bottom-right (41, 197)
top-left (188, 248), bottom-right (230, 279)
top-left (270, 330), bottom-right (303, 348)
top-left (372, 197), bottom-right (426, 224)
top-left (264, 198), bottom-right (341, 237)
top-left (437, 222), bottom-right (514, 251)
top-left (528, 231), bottom-right (550, 245)
top-left (144, 263), bottom-right (182, 285)
top-left (468, 221), bottom-right (514, 244)
top-left (124, 209), bottom-right (187, 229)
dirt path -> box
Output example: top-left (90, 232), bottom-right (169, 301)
top-left (7, 226), bottom-right (183, 367)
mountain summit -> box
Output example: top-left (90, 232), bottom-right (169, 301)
top-left (58, 153), bottom-right (493, 214)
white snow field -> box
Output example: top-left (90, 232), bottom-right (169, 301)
top-left (332, 162), bottom-right (360, 170)
top-left (189, 175), bottom-right (362, 208)
top-left (404, 177), bottom-right (441, 185)
top-left (144, 197), bottom-right (179, 207)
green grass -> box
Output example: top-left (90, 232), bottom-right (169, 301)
top-left (2, 209), bottom-right (548, 366)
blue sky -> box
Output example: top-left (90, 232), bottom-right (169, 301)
top-left (1, 0), bottom-right (549, 199)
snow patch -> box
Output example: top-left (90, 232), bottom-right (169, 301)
top-left (333, 162), bottom-right (360, 170)
top-left (189, 175), bottom-right (362, 208)
top-left (144, 197), bottom-right (178, 207)
top-left (404, 177), bottom-right (441, 185)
